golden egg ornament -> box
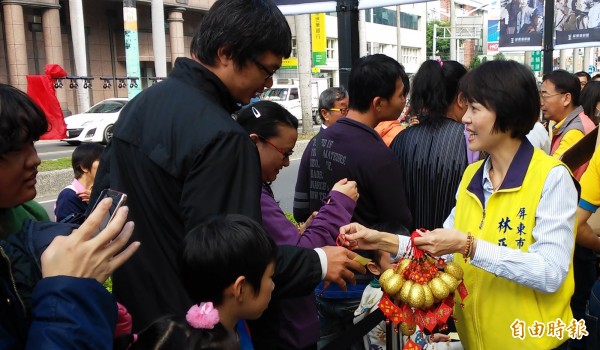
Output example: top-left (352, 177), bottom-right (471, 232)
top-left (422, 284), bottom-right (435, 308)
top-left (379, 268), bottom-right (395, 288)
top-left (408, 282), bottom-right (425, 308)
top-left (438, 272), bottom-right (460, 291)
top-left (429, 277), bottom-right (451, 300)
top-left (400, 321), bottom-right (417, 336)
top-left (395, 258), bottom-right (411, 276)
top-left (444, 262), bottom-right (464, 280)
top-left (383, 273), bottom-right (404, 295)
top-left (399, 279), bottom-right (414, 303)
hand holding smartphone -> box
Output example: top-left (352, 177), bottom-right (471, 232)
top-left (90, 189), bottom-right (128, 235)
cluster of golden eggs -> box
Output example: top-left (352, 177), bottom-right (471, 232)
top-left (379, 258), bottom-right (464, 336)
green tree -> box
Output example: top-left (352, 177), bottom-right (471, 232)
top-left (493, 53), bottom-right (506, 60)
top-left (469, 56), bottom-right (482, 69)
top-left (426, 20), bottom-right (450, 60)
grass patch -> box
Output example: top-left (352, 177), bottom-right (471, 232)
top-left (285, 212), bottom-right (298, 226)
top-left (39, 157), bottom-right (71, 172)
top-left (298, 131), bottom-right (317, 141)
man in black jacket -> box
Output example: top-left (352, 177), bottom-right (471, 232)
top-left (90, 0), bottom-right (364, 346)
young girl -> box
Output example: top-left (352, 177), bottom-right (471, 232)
top-left (236, 101), bottom-right (359, 349)
top-left (130, 214), bottom-right (277, 350)
top-left (55, 142), bottom-right (104, 223)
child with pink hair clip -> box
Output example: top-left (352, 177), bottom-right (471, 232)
top-left (124, 215), bottom-right (277, 350)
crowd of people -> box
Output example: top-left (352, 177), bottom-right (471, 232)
top-left (3, 0), bottom-right (600, 349)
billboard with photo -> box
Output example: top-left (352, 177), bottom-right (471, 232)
top-left (554, 0), bottom-right (600, 49)
top-left (499, 0), bottom-right (544, 50)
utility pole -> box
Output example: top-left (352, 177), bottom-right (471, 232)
top-left (542, 1), bottom-right (554, 74)
top-left (68, 0), bottom-right (90, 112)
top-left (151, 0), bottom-right (167, 78)
top-left (449, 0), bottom-right (456, 61)
top-left (123, 0), bottom-right (142, 97)
top-left (296, 14), bottom-right (313, 133)
top-left (396, 5), bottom-right (402, 64)
top-left (337, 0), bottom-right (359, 89)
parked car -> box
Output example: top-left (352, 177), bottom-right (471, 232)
top-left (62, 98), bottom-right (128, 145)
top-left (261, 79), bottom-right (329, 125)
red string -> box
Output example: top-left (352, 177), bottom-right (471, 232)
top-left (409, 230), bottom-right (425, 260)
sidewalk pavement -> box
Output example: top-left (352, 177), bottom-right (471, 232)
top-left (35, 139), bottom-right (312, 200)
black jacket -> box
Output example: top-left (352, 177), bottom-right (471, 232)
top-left (91, 58), bottom-right (322, 339)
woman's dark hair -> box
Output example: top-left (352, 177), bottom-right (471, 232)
top-left (580, 81), bottom-right (600, 123)
top-left (542, 69), bottom-right (581, 106)
top-left (410, 60), bottom-right (467, 125)
top-left (179, 215), bottom-right (277, 305)
top-left (349, 54), bottom-right (409, 113)
top-left (0, 84), bottom-right (48, 156)
top-left (191, 0), bottom-right (291, 68)
top-left (460, 60), bottom-right (539, 139)
top-left (129, 315), bottom-right (238, 350)
top-left (235, 100), bottom-right (298, 138)
top-left (71, 143), bottom-right (105, 179)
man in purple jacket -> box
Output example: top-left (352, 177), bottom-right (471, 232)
top-left (307, 54), bottom-right (414, 349)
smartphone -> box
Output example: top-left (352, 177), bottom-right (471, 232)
top-left (90, 189), bottom-right (128, 234)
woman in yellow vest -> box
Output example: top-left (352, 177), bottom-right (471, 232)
top-left (339, 60), bottom-right (579, 350)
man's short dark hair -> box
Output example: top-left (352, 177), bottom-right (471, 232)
top-left (318, 87), bottom-right (348, 121)
top-left (460, 60), bottom-right (539, 139)
top-left (190, 0), bottom-right (292, 68)
top-left (575, 71), bottom-right (592, 83)
top-left (542, 69), bottom-right (581, 106)
top-left (179, 215), bottom-right (277, 305)
top-left (348, 54), bottom-right (409, 113)
top-left (0, 84), bottom-right (48, 157)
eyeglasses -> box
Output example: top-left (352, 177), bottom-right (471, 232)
top-left (539, 92), bottom-right (566, 100)
top-left (258, 135), bottom-right (293, 159)
top-left (328, 108), bottom-right (349, 115)
top-left (252, 59), bottom-right (277, 82)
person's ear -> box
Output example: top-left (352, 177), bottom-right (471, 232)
top-left (232, 276), bottom-right (246, 302)
top-left (320, 109), bottom-right (329, 122)
top-left (563, 92), bottom-right (572, 107)
top-left (373, 97), bottom-right (383, 112)
top-left (249, 134), bottom-right (260, 144)
top-left (367, 261), bottom-right (382, 276)
top-left (216, 46), bottom-right (233, 67)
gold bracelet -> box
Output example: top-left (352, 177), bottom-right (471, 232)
top-left (463, 233), bottom-right (473, 261)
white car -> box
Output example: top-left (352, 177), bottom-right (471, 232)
top-left (62, 98), bottom-right (128, 145)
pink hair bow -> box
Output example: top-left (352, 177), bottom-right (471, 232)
top-left (186, 302), bottom-right (220, 329)
top-left (435, 58), bottom-right (444, 67)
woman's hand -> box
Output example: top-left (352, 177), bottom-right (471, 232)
top-left (413, 228), bottom-right (467, 257)
top-left (338, 223), bottom-right (400, 255)
top-left (41, 198), bottom-right (140, 284)
top-left (298, 211), bottom-right (317, 235)
top-left (331, 178), bottom-right (359, 202)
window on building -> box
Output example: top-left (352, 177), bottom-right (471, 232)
top-left (326, 39), bottom-right (336, 60)
top-left (401, 47), bottom-right (420, 65)
top-left (372, 8), bottom-right (397, 27)
top-left (291, 38), bottom-right (297, 58)
top-left (400, 12), bottom-right (420, 30)
top-left (365, 9), bottom-right (371, 22)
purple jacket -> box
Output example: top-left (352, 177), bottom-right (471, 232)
top-left (260, 185), bottom-right (356, 348)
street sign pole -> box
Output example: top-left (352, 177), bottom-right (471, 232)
top-left (337, 0), bottom-right (359, 89)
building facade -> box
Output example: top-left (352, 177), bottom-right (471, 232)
top-left (0, 0), bottom-right (427, 115)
